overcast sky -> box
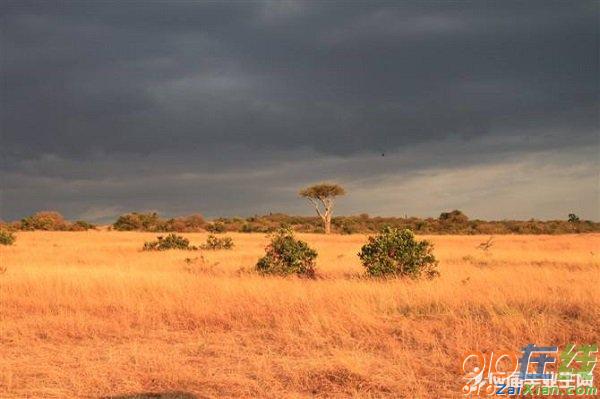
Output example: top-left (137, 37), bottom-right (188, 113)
top-left (1, 1), bottom-right (598, 222)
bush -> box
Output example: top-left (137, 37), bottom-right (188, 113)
top-left (20, 211), bottom-right (68, 231)
top-left (200, 235), bottom-right (234, 250)
top-left (165, 214), bottom-right (207, 232)
top-left (358, 227), bottom-right (439, 279)
top-left (15, 212), bottom-right (94, 231)
top-left (114, 212), bottom-right (165, 231)
top-left (339, 222), bottom-right (356, 235)
top-left (439, 210), bottom-right (469, 224)
top-left (12, 211), bottom-right (96, 231)
top-left (114, 212), bottom-right (206, 232)
top-left (143, 234), bottom-right (198, 251)
top-left (207, 221), bottom-right (226, 233)
top-left (256, 228), bottom-right (318, 278)
top-left (70, 220), bottom-right (96, 231)
top-left (0, 229), bottom-right (16, 246)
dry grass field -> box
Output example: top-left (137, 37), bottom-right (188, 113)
top-left (1, 231), bottom-right (599, 398)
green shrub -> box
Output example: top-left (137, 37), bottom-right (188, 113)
top-left (0, 229), bottom-right (16, 246)
top-left (439, 210), bottom-right (468, 224)
top-left (114, 212), bottom-right (165, 231)
top-left (20, 211), bottom-right (68, 231)
top-left (256, 228), bottom-right (317, 278)
top-left (240, 223), bottom-right (270, 233)
top-left (70, 220), bottom-right (96, 231)
top-left (341, 225), bottom-right (355, 234)
top-left (143, 233), bottom-right (198, 251)
top-left (207, 221), bottom-right (226, 233)
top-left (358, 227), bottom-right (439, 279)
top-left (114, 212), bottom-right (206, 232)
top-left (200, 235), bottom-right (234, 250)
top-left (165, 214), bottom-right (207, 232)
top-left (15, 212), bottom-right (94, 231)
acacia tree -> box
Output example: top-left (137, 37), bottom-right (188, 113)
top-left (299, 183), bottom-right (346, 234)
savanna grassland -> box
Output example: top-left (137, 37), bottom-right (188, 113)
top-left (1, 231), bottom-right (599, 398)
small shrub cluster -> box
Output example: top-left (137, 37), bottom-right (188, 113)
top-left (0, 229), bottom-right (16, 246)
top-left (114, 212), bottom-right (206, 232)
top-left (166, 214), bottom-right (206, 232)
top-left (20, 211), bottom-right (67, 230)
top-left (115, 212), bottom-right (159, 231)
top-left (71, 220), bottom-right (96, 231)
top-left (15, 211), bottom-right (95, 231)
top-left (200, 235), bottom-right (234, 250)
top-left (143, 234), bottom-right (198, 251)
top-left (439, 210), bottom-right (469, 224)
top-left (358, 227), bottom-right (439, 279)
top-left (206, 221), bottom-right (226, 233)
top-left (256, 228), bottom-right (317, 278)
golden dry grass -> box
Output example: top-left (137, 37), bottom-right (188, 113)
top-left (1, 231), bottom-right (599, 398)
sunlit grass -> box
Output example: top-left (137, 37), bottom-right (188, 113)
top-left (1, 231), bottom-right (598, 398)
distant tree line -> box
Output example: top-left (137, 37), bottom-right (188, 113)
top-left (2, 209), bottom-right (597, 234)
top-left (186, 211), bottom-right (600, 235)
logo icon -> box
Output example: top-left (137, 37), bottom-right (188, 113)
top-left (461, 344), bottom-right (597, 397)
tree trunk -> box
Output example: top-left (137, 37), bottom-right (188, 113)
top-left (324, 214), bottom-right (331, 234)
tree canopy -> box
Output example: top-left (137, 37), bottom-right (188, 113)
top-left (299, 184), bottom-right (346, 200)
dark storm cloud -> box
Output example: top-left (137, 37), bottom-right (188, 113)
top-left (1, 1), bottom-right (598, 220)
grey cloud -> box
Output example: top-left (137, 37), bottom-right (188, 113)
top-left (2, 135), bottom-right (597, 221)
top-left (0, 0), bottom-right (598, 220)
